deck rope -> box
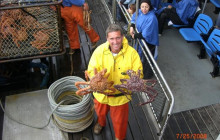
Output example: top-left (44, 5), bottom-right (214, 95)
top-left (0, 76), bottom-right (94, 133)
top-left (48, 76), bottom-right (94, 133)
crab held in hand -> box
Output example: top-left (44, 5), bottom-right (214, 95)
top-left (75, 68), bottom-right (116, 95)
top-left (114, 69), bottom-right (158, 105)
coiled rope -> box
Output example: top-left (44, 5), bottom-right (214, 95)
top-left (48, 76), bottom-right (94, 133)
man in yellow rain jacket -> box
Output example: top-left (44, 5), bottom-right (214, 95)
top-left (61, 0), bottom-right (100, 53)
top-left (87, 24), bottom-right (143, 140)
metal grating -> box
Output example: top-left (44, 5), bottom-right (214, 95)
top-left (0, 1), bottom-right (64, 62)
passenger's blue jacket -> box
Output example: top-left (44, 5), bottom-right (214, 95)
top-left (131, 10), bottom-right (159, 46)
top-left (174, 0), bottom-right (198, 24)
top-left (151, 0), bottom-right (162, 10)
top-left (62, 0), bottom-right (85, 7)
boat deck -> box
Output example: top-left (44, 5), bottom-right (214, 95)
top-left (68, 94), bottom-right (159, 140)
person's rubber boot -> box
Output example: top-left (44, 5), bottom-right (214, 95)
top-left (69, 49), bottom-right (75, 55)
top-left (93, 122), bottom-right (103, 134)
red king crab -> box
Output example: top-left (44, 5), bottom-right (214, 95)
top-left (114, 69), bottom-right (158, 105)
top-left (75, 68), bottom-right (116, 95)
top-left (30, 30), bottom-right (52, 49)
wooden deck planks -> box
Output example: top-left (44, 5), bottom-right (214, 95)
top-left (92, 115), bottom-right (103, 140)
top-left (181, 110), bottom-right (201, 134)
top-left (162, 124), bottom-right (176, 140)
top-left (0, 98), bottom-right (5, 140)
top-left (190, 109), bottom-right (213, 139)
top-left (126, 123), bottom-right (134, 140)
top-left (87, 0), bottom-right (110, 45)
top-left (204, 106), bottom-right (220, 132)
top-left (82, 126), bottom-right (94, 140)
top-left (101, 114), bottom-right (114, 140)
top-left (69, 97), bottom-right (157, 140)
top-left (174, 113), bottom-right (192, 134)
top-left (128, 103), bottom-right (145, 140)
top-left (71, 132), bottom-right (82, 140)
top-left (198, 107), bottom-right (219, 139)
top-left (212, 103), bottom-right (220, 117)
top-left (78, 27), bottom-right (92, 68)
top-left (166, 114), bottom-right (183, 137)
top-left (163, 104), bottom-right (220, 140)
top-left (130, 95), bottom-right (155, 140)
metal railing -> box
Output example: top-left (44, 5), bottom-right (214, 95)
top-left (100, 0), bottom-right (174, 138)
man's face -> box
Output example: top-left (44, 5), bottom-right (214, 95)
top-left (107, 31), bottom-right (124, 53)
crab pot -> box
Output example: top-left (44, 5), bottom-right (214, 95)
top-left (0, 0), bottom-right (65, 63)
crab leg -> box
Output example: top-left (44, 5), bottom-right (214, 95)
top-left (75, 81), bottom-right (89, 89)
top-left (76, 86), bottom-right (92, 95)
top-left (137, 69), bottom-right (141, 77)
top-left (138, 98), bottom-right (154, 106)
top-left (145, 86), bottom-right (158, 97)
top-left (84, 71), bottom-right (90, 81)
top-left (138, 87), bottom-right (158, 106)
top-left (114, 84), bottom-right (131, 95)
top-left (93, 68), bottom-right (98, 75)
top-left (110, 85), bottom-right (131, 100)
top-left (143, 79), bottom-right (157, 87)
top-left (101, 68), bottom-right (107, 76)
top-left (120, 79), bottom-right (128, 84)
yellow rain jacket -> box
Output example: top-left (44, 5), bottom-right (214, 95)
top-left (87, 37), bottom-right (143, 106)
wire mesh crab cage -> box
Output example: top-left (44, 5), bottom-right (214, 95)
top-left (0, 0), bottom-right (65, 63)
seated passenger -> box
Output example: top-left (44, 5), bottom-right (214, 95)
top-left (151, 0), bottom-right (162, 10)
top-left (150, 0), bottom-right (165, 16)
top-left (157, 0), bottom-right (199, 35)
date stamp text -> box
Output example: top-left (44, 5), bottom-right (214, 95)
top-left (176, 133), bottom-right (207, 139)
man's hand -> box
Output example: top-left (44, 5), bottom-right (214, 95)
top-left (130, 27), bottom-right (135, 38)
top-left (83, 2), bottom-right (89, 11)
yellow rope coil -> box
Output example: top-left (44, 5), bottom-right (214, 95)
top-left (53, 108), bottom-right (94, 124)
top-left (48, 76), bottom-right (94, 133)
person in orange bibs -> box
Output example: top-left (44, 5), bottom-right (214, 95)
top-left (61, 0), bottom-right (100, 54)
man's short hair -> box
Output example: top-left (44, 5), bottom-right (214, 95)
top-left (106, 24), bottom-right (124, 37)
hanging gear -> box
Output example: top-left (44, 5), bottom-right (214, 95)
top-left (83, 10), bottom-right (92, 31)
